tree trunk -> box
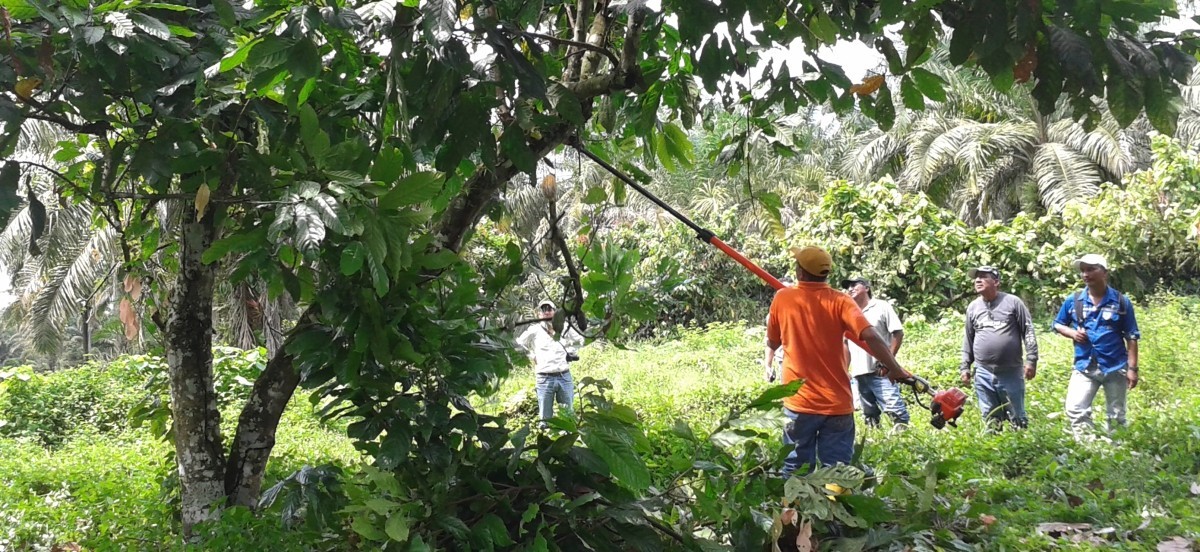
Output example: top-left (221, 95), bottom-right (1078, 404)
top-left (80, 304), bottom-right (91, 358)
top-left (224, 344), bottom-right (301, 508)
top-left (166, 211), bottom-right (226, 535)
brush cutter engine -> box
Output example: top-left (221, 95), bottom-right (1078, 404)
top-left (901, 375), bottom-right (968, 429)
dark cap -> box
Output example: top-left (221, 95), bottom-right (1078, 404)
top-left (967, 266), bottom-right (1000, 279)
top-left (840, 277), bottom-right (871, 289)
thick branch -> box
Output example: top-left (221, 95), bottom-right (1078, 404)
top-left (579, 1), bottom-right (611, 78)
top-left (223, 314), bottom-right (309, 508)
top-left (565, 0), bottom-right (594, 81)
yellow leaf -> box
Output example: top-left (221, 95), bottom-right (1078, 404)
top-left (14, 78), bottom-right (42, 101)
top-left (195, 183), bottom-right (211, 222)
top-left (459, 4), bottom-right (473, 20)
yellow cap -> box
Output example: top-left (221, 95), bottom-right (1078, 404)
top-left (790, 246), bottom-right (832, 276)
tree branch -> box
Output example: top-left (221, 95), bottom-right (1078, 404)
top-left (546, 205), bottom-right (588, 331)
top-left (579, 1), bottom-right (611, 78)
top-left (516, 29), bottom-right (620, 70)
top-left (565, 0), bottom-right (594, 82)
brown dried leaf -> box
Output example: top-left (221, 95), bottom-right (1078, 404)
top-left (1067, 494), bottom-right (1084, 508)
top-left (1157, 537), bottom-right (1194, 552)
top-left (1037, 522), bottom-right (1092, 537)
top-left (796, 520), bottom-right (813, 552)
top-left (850, 74), bottom-right (885, 97)
top-left (123, 274), bottom-right (143, 300)
top-left (194, 183), bottom-right (211, 222)
top-left (1086, 478), bottom-right (1104, 491)
top-left (979, 514), bottom-right (997, 527)
top-left (780, 508), bottom-right (797, 526)
top-left (118, 298), bottom-right (139, 341)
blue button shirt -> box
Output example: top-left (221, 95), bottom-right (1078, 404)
top-left (1053, 287), bottom-right (1140, 374)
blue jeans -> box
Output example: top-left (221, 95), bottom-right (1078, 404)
top-left (855, 374), bottom-right (910, 426)
top-left (782, 408), bottom-right (855, 476)
top-left (536, 371), bottom-right (574, 421)
top-left (973, 366), bottom-right (1027, 428)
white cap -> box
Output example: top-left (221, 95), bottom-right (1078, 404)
top-left (1073, 254), bottom-right (1108, 271)
top-left (537, 300), bottom-right (556, 310)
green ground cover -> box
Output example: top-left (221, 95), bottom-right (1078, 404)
top-left (2, 294), bottom-right (1197, 550)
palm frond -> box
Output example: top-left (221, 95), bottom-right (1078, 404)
top-left (1032, 143), bottom-right (1103, 212)
top-left (1046, 118), bottom-right (1130, 178)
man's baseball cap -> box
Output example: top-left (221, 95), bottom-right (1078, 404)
top-left (840, 277), bottom-right (871, 289)
top-left (967, 266), bottom-right (1000, 279)
top-left (789, 246), bottom-right (832, 276)
top-left (537, 300), bottom-right (556, 310)
top-left (1073, 254), bottom-right (1108, 271)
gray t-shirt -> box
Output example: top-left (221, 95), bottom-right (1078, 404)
top-left (847, 299), bottom-right (903, 377)
top-left (961, 292), bottom-right (1039, 373)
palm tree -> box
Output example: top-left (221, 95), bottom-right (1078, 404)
top-left (845, 55), bottom-right (1145, 225)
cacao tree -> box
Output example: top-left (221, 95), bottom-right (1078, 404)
top-left (0, 0), bottom-right (1194, 537)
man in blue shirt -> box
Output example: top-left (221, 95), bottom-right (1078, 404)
top-left (1052, 254), bottom-right (1141, 436)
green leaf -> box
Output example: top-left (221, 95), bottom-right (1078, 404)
top-left (340, 243), bottom-right (366, 275)
top-left (202, 226), bottom-right (269, 265)
top-left (746, 379), bottom-right (804, 410)
top-left (379, 172), bottom-right (444, 209)
top-left (670, 419), bottom-right (696, 442)
top-left (661, 122), bottom-right (695, 168)
top-left (130, 13), bottom-right (170, 39)
top-left (287, 38), bottom-right (322, 80)
top-left (839, 494), bottom-right (894, 524)
top-left (385, 511), bottom-right (410, 542)
top-left (548, 84), bottom-right (583, 125)
top-left (874, 82), bottom-right (896, 130)
top-left (298, 104), bottom-right (329, 159)
top-left (1105, 76), bottom-right (1142, 127)
top-left (810, 13), bottom-right (838, 43)
top-left (909, 67), bottom-right (947, 102)
top-left (580, 423), bottom-right (650, 491)
top-left (352, 516), bottom-right (386, 541)
top-left (500, 127), bottom-right (536, 173)
top-left (582, 186), bottom-right (607, 205)
top-left (1144, 82), bottom-right (1181, 135)
top-left (900, 75), bottom-right (925, 110)
top-left (612, 178), bottom-right (627, 205)
top-left (0, 162), bottom-right (21, 227)
top-left (219, 37), bottom-right (262, 73)
top-left (371, 146), bottom-right (406, 184)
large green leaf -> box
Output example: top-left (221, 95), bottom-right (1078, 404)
top-left (745, 379), bottom-right (804, 411)
top-left (0, 162), bottom-right (21, 226)
top-left (580, 422), bottom-right (650, 492)
top-left (379, 172), bottom-right (444, 209)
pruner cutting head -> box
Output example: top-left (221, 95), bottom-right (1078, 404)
top-left (902, 375), bottom-right (967, 430)
top-left (929, 388), bottom-right (968, 429)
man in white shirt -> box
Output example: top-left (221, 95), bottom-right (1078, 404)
top-left (516, 300), bottom-right (583, 423)
top-left (842, 277), bottom-right (909, 429)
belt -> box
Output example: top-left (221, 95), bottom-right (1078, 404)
top-left (538, 370), bottom-right (570, 375)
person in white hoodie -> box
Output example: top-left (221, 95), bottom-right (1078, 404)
top-left (516, 300), bottom-right (583, 423)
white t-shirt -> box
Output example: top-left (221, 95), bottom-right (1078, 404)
top-left (516, 323), bottom-right (582, 375)
top-left (847, 298), bottom-right (903, 377)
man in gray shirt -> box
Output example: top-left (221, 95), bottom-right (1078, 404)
top-left (961, 266), bottom-right (1039, 429)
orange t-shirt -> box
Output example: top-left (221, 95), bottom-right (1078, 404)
top-left (767, 282), bottom-right (872, 415)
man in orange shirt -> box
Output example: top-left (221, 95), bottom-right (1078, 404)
top-left (767, 246), bottom-right (914, 475)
